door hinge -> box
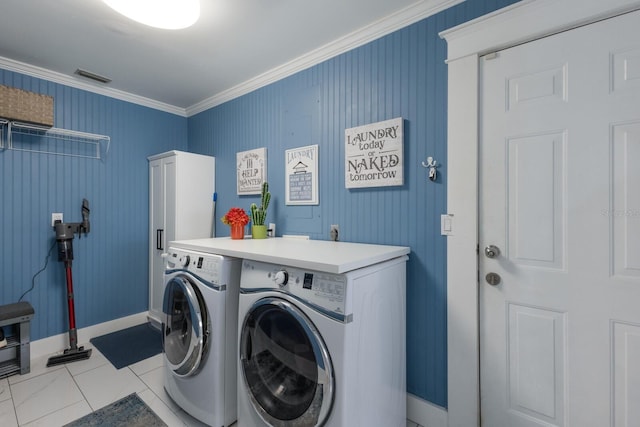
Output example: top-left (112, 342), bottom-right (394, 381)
top-left (476, 243), bottom-right (480, 283)
top-left (484, 52), bottom-right (498, 60)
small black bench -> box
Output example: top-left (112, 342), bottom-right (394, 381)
top-left (0, 301), bottom-right (34, 377)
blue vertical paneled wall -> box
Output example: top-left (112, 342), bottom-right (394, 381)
top-left (0, 0), bottom-right (519, 410)
top-left (188, 0), bottom-right (518, 408)
top-left (0, 70), bottom-right (188, 342)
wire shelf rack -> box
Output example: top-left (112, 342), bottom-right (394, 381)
top-left (3, 121), bottom-right (110, 160)
top-left (0, 119), bottom-right (7, 151)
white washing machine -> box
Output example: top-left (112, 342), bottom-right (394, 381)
top-left (163, 246), bottom-right (241, 427)
top-left (237, 255), bottom-right (408, 427)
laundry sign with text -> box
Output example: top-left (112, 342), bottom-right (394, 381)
top-left (285, 144), bottom-right (318, 205)
top-left (237, 147), bottom-right (267, 195)
top-left (345, 117), bottom-right (403, 188)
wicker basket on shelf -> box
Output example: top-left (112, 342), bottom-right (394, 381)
top-left (0, 84), bottom-right (54, 127)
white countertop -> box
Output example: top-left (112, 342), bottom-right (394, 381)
top-left (169, 237), bottom-right (410, 274)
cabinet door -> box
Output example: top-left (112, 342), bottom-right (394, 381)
top-left (163, 156), bottom-right (177, 244)
top-left (173, 154), bottom-right (214, 239)
top-left (148, 156), bottom-right (176, 324)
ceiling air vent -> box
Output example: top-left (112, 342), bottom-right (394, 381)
top-left (74, 69), bottom-right (112, 84)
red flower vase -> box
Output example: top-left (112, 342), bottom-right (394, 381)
top-left (230, 224), bottom-right (244, 240)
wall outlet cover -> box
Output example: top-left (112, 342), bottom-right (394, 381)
top-left (51, 213), bottom-right (63, 227)
top-left (330, 224), bottom-right (339, 241)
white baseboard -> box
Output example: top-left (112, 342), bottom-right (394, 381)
top-left (30, 312), bottom-right (149, 359)
top-left (407, 393), bottom-right (448, 427)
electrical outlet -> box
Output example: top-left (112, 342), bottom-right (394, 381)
top-left (330, 224), bottom-right (339, 241)
top-left (51, 212), bottom-right (63, 227)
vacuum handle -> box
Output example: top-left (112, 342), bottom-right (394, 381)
top-left (81, 198), bottom-right (90, 235)
top-left (156, 229), bottom-right (164, 250)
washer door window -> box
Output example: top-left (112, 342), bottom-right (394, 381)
top-left (163, 275), bottom-right (209, 377)
top-left (240, 297), bottom-right (334, 426)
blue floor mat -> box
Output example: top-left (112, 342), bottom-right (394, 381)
top-left (90, 323), bottom-right (162, 369)
top-left (64, 393), bottom-right (167, 426)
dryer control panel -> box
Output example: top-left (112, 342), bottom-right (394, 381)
top-left (241, 259), bottom-right (349, 318)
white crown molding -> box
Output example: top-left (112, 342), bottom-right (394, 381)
top-left (1, 0), bottom-right (462, 118)
top-left (0, 57), bottom-right (187, 117)
top-left (440, 0), bottom-right (640, 61)
top-left (186, 0), bottom-right (464, 116)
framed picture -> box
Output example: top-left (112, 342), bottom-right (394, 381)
top-left (237, 148), bottom-right (267, 195)
top-left (345, 117), bottom-right (404, 188)
top-left (285, 144), bottom-right (318, 205)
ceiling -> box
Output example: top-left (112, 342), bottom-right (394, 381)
top-left (0, 0), bottom-right (458, 116)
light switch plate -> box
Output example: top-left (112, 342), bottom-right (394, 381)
top-left (441, 214), bottom-right (453, 236)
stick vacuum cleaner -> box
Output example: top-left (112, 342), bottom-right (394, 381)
top-left (47, 199), bottom-right (92, 367)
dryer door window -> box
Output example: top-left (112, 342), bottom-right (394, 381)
top-left (240, 297), bottom-right (334, 426)
top-left (163, 275), bottom-right (209, 377)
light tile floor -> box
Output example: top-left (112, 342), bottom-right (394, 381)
top-left (0, 343), bottom-right (423, 426)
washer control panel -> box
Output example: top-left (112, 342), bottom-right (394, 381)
top-left (273, 270), bottom-right (289, 287)
top-left (166, 247), bottom-right (223, 284)
top-left (241, 259), bottom-right (349, 317)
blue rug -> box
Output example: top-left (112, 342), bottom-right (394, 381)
top-left (64, 393), bottom-right (167, 426)
top-left (90, 323), bottom-right (162, 369)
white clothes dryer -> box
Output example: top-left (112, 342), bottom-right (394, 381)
top-left (163, 246), bottom-right (241, 427)
top-left (237, 255), bottom-right (408, 427)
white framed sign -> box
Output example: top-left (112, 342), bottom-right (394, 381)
top-left (345, 117), bottom-right (404, 188)
top-left (285, 144), bottom-right (318, 205)
top-left (237, 147), bottom-right (267, 195)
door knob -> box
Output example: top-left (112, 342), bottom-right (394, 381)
top-left (485, 272), bottom-right (501, 286)
top-left (484, 245), bottom-right (501, 259)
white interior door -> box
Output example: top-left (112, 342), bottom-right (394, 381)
top-left (479, 10), bottom-right (640, 427)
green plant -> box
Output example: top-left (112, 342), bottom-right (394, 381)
top-left (250, 181), bottom-right (271, 226)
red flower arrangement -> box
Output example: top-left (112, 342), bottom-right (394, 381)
top-left (221, 207), bottom-right (250, 226)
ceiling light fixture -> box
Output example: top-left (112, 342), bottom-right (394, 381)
top-left (102, 0), bottom-right (200, 30)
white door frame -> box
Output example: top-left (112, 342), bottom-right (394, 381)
top-left (440, 0), bottom-right (640, 425)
